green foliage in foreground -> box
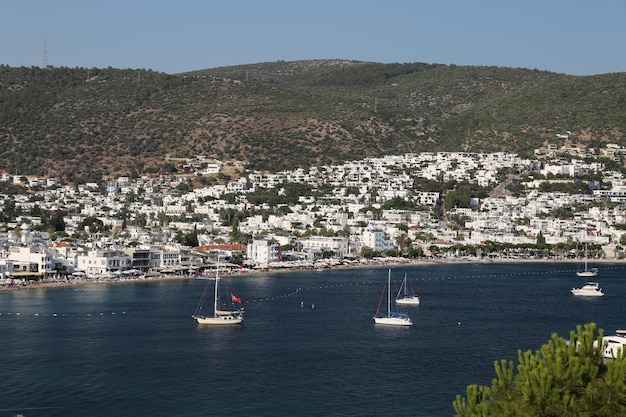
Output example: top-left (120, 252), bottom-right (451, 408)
top-left (453, 323), bottom-right (626, 416)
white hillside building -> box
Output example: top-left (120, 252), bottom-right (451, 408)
top-left (6, 246), bottom-right (55, 279)
top-left (76, 249), bottom-right (132, 276)
top-left (247, 238), bottom-right (281, 267)
top-left (300, 236), bottom-right (350, 258)
top-left (361, 229), bottom-right (395, 252)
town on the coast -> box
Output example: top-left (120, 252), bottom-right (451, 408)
top-left (2, 139), bottom-right (626, 288)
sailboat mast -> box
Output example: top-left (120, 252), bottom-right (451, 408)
top-left (213, 258), bottom-right (220, 316)
top-left (404, 274), bottom-right (408, 297)
top-left (387, 269), bottom-right (391, 318)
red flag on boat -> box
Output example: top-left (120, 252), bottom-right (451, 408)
top-left (231, 293), bottom-right (242, 303)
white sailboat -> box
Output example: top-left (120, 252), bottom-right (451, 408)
top-left (374, 269), bottom-right (413, 326)
top-left (395, 273), bottom-right (420, 305)
top-left (576, 243), bottom-right (598, 277)
top-left (192, 259), bottom-right (244, 325)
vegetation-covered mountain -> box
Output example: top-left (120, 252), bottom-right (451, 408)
top-left (1, 60), bottom-right (624, 183)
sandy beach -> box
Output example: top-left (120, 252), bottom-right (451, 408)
top-left (1, 255), bottom-right (620, 293)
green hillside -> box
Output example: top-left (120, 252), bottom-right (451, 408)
top-left (0, 60), bottom-right (624, 182)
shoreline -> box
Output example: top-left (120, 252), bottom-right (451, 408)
top-left (0, 256), bottom-right (620, 293)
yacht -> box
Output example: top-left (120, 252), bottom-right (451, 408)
top-left (571, 281), bottom-right (604, 297)
top-left (597, 330), bottom-right (626, 359)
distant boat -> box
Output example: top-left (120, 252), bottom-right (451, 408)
top-left (576, 243), bottom-right (598, 277)
top-left (192, 259), bottom-right (244, 325)
top-left (374, 269), bottom-right (413, 326)
top-left (395, 273), bottom-right (420, 305)
top-left (576, 267), bottom-right (598, 277)
top-left (571, 281), bottom-right (604, 297)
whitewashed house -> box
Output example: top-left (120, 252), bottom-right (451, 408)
top-left (7, 246), bottom-right (55, 278)
top-left (300, 236), bottom-right (350, 258)
top-left (361, 229), bottom-right (395, 252)
top-left (247, 238), bottom-right (281, 266)
top-left (76, 249), bottom-right (132, 276)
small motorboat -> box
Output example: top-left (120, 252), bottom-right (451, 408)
top-left (571, 281), bottom-right (604, 297)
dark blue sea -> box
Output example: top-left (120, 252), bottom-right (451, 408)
top-left (1, 262), bottom-right (625, 417)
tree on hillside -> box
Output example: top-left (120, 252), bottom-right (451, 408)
top-left (395, 233), bottom-right (411, 255)
top-left (453, 323), bottom-right (626, 417)
top-left (536, 230), bottom-right (546, 246)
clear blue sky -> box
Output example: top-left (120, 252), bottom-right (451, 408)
top-left (1, 0), bottom-right (624, 75)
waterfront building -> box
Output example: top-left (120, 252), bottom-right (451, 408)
top-left (0, 259), bottom-right (14, 279)
top-left (123, 247), bottom-right (151, 272)
top-left (361, 229), bottom-right (395, 253)
top-left (247, 238), bottom-right (281, 266)
top-left (300, 236), bottom-right (350, 258)
top-left (76, 249), bottom-right (132, 277)
top-left (6, 246), bottom-right (55, 279)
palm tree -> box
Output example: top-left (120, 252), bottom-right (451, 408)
top-left (395, 233), bottom-right (411, 255)
top-left (13, 225), bottom-right (22, 241)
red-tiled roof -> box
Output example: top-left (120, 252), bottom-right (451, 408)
top-left (195, 243), bottom-right (247, 251)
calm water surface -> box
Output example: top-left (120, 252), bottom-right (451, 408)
top-left (1, 262), bottom-right (625, 417)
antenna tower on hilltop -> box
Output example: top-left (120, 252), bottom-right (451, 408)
top-left (43, 38), bottom-right (48, 68)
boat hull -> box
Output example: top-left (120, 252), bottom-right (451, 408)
top-left (598, 332), bottom-right (626, 358)
top-left (571, 282), bottom-right (603, 297)
top-left (396, 296), bottom-right (420, 305)
top-left (572, 290), bottom-right (604, 297)
top-left (576, 271), bottom-right (598, 277)
top-left (193, 315), bottom-right (243, 325)
top-left (570, 289), bottom-right (603, 297)
top-left (374, 316), bottom-right (413, 326)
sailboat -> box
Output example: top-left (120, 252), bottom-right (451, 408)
top-left (395, 273), bottom-right (420, 305)
top-left (374, 269), bottom-right (413, 326)
top-left (576, 243), bottom-right (598, 277)
top-left (192, 259), bottom-right (244, 325)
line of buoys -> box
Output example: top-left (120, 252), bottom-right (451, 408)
top-left (243, 287), bottom-right (303, 304)
top-left (0, 310), bottom-right (137, 318)
top-left (0, 406), bottom-right (67, 412)
top-left (239, 265), bottom-right (626, 303)
top-left (4, 266), bottom-right (623, 315)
